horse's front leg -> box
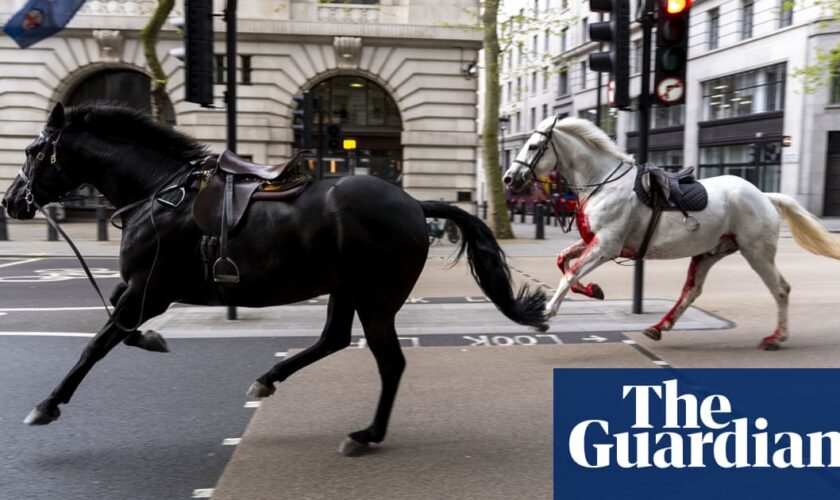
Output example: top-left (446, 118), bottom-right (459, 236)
top-left (557, 240), bottom-right (606, 300)
top-left (24, 284), bottom-right (171, 425)
top-left (546, 239), bottom-right (616, 319)
top-left (110, 281), bottom-right (169, 353)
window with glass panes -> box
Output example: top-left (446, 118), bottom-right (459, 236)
top-left (702, 63), bottom-right (786, 120)
top-left (699, 142), bottom-right (782, 192)
top-left (708, 8), bottom-right (719, 50)
top-left (742, 0), bottom-right (754, 39)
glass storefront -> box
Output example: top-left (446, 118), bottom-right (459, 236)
top-left (701, 63), bottom-right (786, 121)
top-left (699, 142), bottom-right (782, 192)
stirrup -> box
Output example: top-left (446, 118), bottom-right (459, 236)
top-left (213, 257), bottom-right (241, 284)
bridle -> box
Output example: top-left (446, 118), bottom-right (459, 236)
top-left (512, 115), bottom-right (634, 198)
top-left (18, 127), bottom-right (76, 209)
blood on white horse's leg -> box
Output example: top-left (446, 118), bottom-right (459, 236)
top-left (546, 240), bottom-right (612, 318)
top-left (741, 247), bottom-right (790, 351)
top-left (557, 240), bottom-right (605, 300)
top-left (643, 251), bottom-right (731, 341)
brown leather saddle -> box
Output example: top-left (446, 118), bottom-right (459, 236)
top-left (192, 149), bottom-right (310, 284)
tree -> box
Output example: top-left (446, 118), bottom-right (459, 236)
top-left (789, 0), bottom-right (840, 92)
top-left (478, 2), bottom-right (574, 238)
top-left (140, 0), bottom-right (175, 123)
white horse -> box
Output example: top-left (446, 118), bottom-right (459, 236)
top-left (502, 116), bottom-right (840, 350)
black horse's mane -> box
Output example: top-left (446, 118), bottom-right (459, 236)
top-left (65, 103), bottom-right (208, 163)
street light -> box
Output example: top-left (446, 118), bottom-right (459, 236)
top-left (499, 114), bottom-right (510, 168)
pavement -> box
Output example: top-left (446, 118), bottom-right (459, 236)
top-left (4, 215), bottom-right (840, 499)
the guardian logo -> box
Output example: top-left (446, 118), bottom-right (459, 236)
top-left (568, 378), bottom-right (840, 469)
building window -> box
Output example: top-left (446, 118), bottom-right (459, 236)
top-left (542, 103), bottom-right (549, 120)
top-left (534, 0), bottom-right (539, 15)
top-left (515, 111), bottom-right (522, 132)
top-left (531, 72), bottom-right (537, 94)
top-left (578, 105), bottom-right (617, 136)
top-left (580, 61), bottom-right (587, 90)
top-left (214, 54), bottom-right (253, 84)
top-left (779, 0), bottom-right (793, 28)
top-left (507, 81), bottom-right (512, 102)
top-left (582, 18), bottom-right (588, 44)
top-left (700, 143), bottom-right (782, 192)
top-left (544, 29), bottom-right (550, 52)
top-left (742, 0), bottom-right (754, 40)
top-left (702, 63), bottom-right (786, 120)
top-left (558, 66), bottom-right (569, 95)
top-left (648, 149), bottom-right (684, 170)
top-left (652, 103), bottom-right (685, 128)
top-left (241, 55), bottom-right (252, 85)
top-left (530, 107), bottom-right (537, 129)
top-left (562, 0), bottom-right (568, 8)
top-left (516, 76), bottom-right (522, 99)
top-left (561, 28), bottom-right (568, 53)
top-left (708, 8), bottom-right (720, 50)
top-left (632, 39), bottom-right (642, 73)
top-left (543, 67), bottom-right (549, 91)
top-left (533, 35), bottom-right (539, 55)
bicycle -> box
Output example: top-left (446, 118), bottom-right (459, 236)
top-left (426, 218), bottom-right (460, 245)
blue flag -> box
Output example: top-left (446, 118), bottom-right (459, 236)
top-left (3, 0), bottom-right (86, 49)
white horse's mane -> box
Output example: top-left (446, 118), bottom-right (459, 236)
top-left (555, 117), bottom-right (635, 164)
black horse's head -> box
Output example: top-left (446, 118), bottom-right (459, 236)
top-left (3, 103), bottom-right (80, 220)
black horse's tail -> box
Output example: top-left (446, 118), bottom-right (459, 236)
top-left (420, 201), bottom-right (547, 328)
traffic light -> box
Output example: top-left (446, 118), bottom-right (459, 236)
top-left (169, 0), bottom-right (214, 107)
top-left (588, 0), bottom-right (630, 109)
top-left (654, 0), bottom-right (691, 106)
top-left (326, 123), bottom-right (343, 152)
top-left (292, 91), bottom-right (314, 149)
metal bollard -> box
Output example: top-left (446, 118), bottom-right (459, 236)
top-left (482, 200), bottom-right (488, 220)
top-left (520, 202), bottom-right (525, 223)
top-left (0, 209), bottom-right (7, 241)
top-left (96, 203), bottom-right (108, 241)
top-left (47, 206), bottom-right (58, 241)
top-left (227, 305), bottom-right (237, 320)
top-left (535, 203), bottom-right (545, 240)
top-left (509, 203), bottom-right (515, 221)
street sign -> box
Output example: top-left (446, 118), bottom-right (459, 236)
top-left (655, 76), bottom-right (685, 104)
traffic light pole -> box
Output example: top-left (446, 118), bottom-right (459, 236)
top-left (225, 0), bottom-right (238, 321)
top-left (632, 0), bottom-right (655, 315)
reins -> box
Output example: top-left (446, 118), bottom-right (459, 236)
top-left (20, 127), bottom-right (206, 332)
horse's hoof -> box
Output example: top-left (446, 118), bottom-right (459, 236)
top-left (338, 436), bottom-right (370, 457)
top-left (759, 340), bottom-right (781, 351)
top-left (140, 330), bottom-right (169, 353)
top-left (642, 327), bottom-right (662, 341)
top-left (589, 284), bottom-right (605, 301)
top-left (246, 381), bottom-right (275, 398)
top-left (23, 404), bottom-right (60, 426)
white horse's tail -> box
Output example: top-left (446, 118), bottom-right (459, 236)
top-left (765, 193), bottom-right (840, 259)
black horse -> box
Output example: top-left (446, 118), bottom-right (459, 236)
top-left (2, 103), bottom-right (546, 453)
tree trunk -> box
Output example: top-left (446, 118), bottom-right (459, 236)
top-left (482, 0), bottom-right (514, 239)
top-left (140, 0), bottom-right (175, 123)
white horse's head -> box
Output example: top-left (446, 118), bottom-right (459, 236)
top-left (502, 115), bottom-right (634, 191)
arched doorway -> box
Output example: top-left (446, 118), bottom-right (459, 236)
top-left (294, 76), bottom-right (403, 185)
top-left (66, 68), bottom-right (176, 124)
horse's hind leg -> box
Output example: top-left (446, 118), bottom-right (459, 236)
top-left (340, 310), bottom-right (404, 456)
top-left (740, 244), bottom-right (791, 351)
top-left (643, 244), bottom-right (736, 341)
top-left (247, 291), bottom-right (355, 397)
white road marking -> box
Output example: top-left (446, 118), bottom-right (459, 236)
top-left (243, 401), bottom-right (261, 409)
top-left (192, 489), bottom-right (214, 498)
top-left (0, 306), bottom-right (112, 312)
top-left (622, 339), bottom-right (638, 345)
top-left (222, 438), bottom-right (242, 446)
top-left (652, 360), bottom-right (670, 366)
top-left (0, 332), bottom-right (94, 338)
top-left (0, 258), bottom-right (42, 269)
top-left (273, 351), bottom-right (287, 358)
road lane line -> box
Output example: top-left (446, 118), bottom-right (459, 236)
top-left (0, 332), bottom-right (94, 338)
top-left (0, 306), bottom-right (112, 312)
top-left (243, 401), bottom-right (261, 409)
top-left (192, 489), bottom-right (214, 498)
top-left (222, 438), bottom-right (242, 446)
top-left (0, 258), bottom-right (43, 269)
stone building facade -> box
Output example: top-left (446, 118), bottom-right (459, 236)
top-left (0, 0), bottom-right (482, 207)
